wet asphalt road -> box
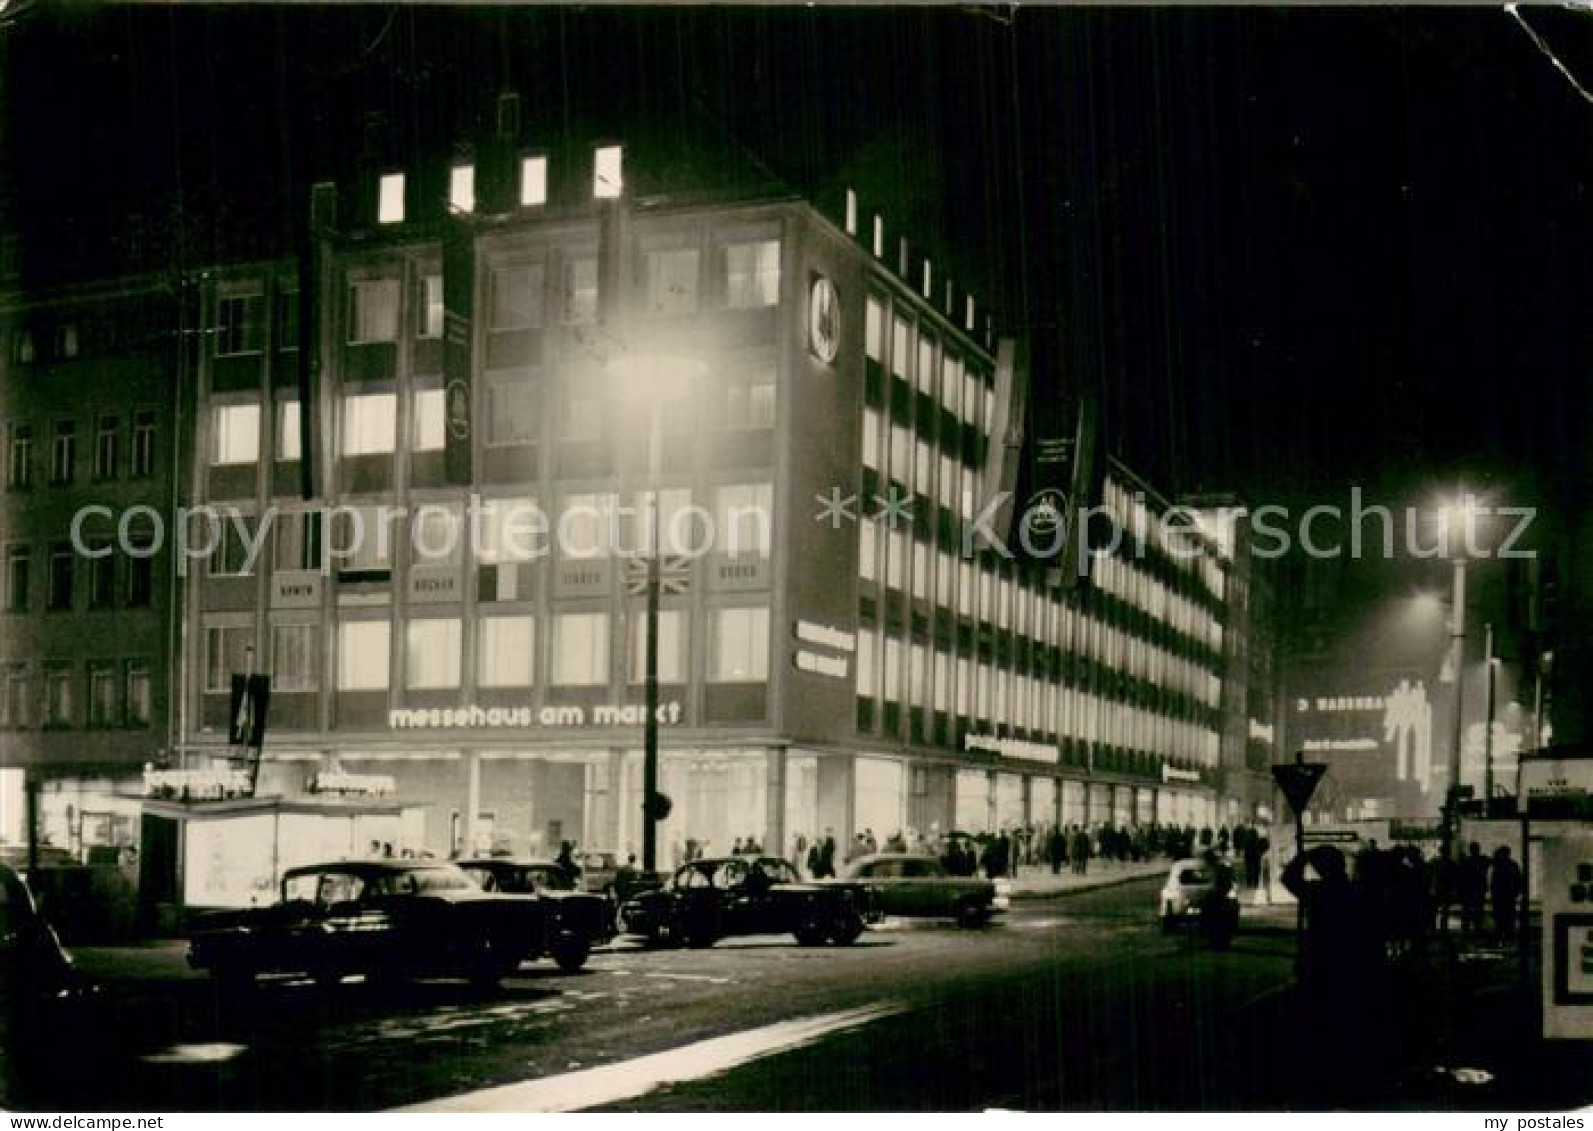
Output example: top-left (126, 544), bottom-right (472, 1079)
top-left (6, 879), bottom-right (1316, 1112)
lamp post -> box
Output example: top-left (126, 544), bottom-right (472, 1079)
top-left (1443, 551), bottom-right (1467, 862)
top-left (1483, 622), bottom-right (1497, 818)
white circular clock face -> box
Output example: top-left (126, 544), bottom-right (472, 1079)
top-left (809, 275), bottom-right (840, 363)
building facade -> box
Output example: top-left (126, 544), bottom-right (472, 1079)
top-left (166, 144), bottom-right (1233, 865)
top-left (0, 276), bottom-right (183, 853)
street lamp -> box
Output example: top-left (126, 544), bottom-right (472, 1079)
top-left (607, 353), bottom-right (704, 877)
top-left (1437, 489), bottom-right (1483, 859)
top-left (584, 146), bottom-right (707, 875)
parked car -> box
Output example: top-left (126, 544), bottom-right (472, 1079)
top-left (619, 856), bottom-right (876, 948)
top-left (835, 852), bottom-right (1005, 927)
top-left (1, 863), bottom-right (83, 1011)
top-left (187, 860), bottom-right (599, 990)
top-left (1158, 856), bottom-right (1239, 934)
top-left (457, 857), bottom-right (616, 942)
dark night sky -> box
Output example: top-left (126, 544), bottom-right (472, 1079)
top-left (3, 4), bottom-right (1590, 518)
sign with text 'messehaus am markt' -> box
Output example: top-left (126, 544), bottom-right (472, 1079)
top-left (388, 702), bottom-right (684, 730)
top-left (791, 619), bottom-right (855, 681)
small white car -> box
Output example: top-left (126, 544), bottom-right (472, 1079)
top-left (1158, 856), bottom-right (1238, 932)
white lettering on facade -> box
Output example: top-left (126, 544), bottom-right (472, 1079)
top-left (387, 702), bottom-right (683, 730)
top-left (793, 620), bottom-right (856, 654)
top-left (964, 733), bottom-right (1058, 764)
top-left (794, 649), bottom-right (849, 679)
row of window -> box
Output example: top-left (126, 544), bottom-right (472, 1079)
top-left (863, 293), bottom-right (993, 433)
top-left (854, 630), bottom-right (1219, 765)
top-left (190, 486), bottom-right (773, 579)
top-left (4, 412), bottom-right (159, 489)
top-left (203, 606), bottom-right (771, 695)
top-left (209, 361), bottom-right (775, 469)
top-left (858, 519), bottom-right (1220, 706)
top-left (0, 660), bottom-right (152, 730)
top-left (4, 542), bottom-right (156, 614)
top-left (1101, 479), bottom-right (1227, 604)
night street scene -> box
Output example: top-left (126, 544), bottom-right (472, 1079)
top-left (3, 1), bottom-right (1593, 1119)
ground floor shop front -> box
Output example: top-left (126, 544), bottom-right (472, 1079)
top-left (153, 742), bottom-right (1226, 867)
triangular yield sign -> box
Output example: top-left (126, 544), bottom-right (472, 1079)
top-left (1272, 762), bottom-right (1327, 817)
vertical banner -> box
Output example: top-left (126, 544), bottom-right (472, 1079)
top-left (443, 214), bottom-right (476, 486)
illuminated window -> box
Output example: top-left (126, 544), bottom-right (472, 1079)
top-left (861, 407), bottom-right (880, 469)
top-left (552, 612), bottom-right (609, 686)
top-left (593, 144), bottom-right (623, 200)
top-left (405, 618), bottom-right (462, 690)
top-left (883, 639), bottom-right (903, 702)
top-left (490, 264), bottom-right (544, 331)
top-left (378, 173), bottom-right (405, 224)
top-left (644, 248), bottom-right (700, 316)
top-left (559, 493), bottom-right (619, 559)
top-left (708, 606), bottom-right (769, 682)
top-left (418, 274), bottom-right (443, 339)
top-left (337, 620), bottom-right (390, 691)
top-left (858, 518), bottom-right (877, 582)
top-left (348, 278), bottom-right (400, 343)
top-left (413, 388), bottom-right (445, 452)
top-left (891, 315), bottom-right (911, 380)
top-left (630, 608), bottom-right (686, 683)
top-left (449, 164), bottom-right (475, 213)
top-left (212, 404), bottom-right (259, 466)
top-left (865, 296), bottom-right (884, 361)
top-left (276, 400), bottom-right (301, 462)
top-left (342, 393), bottom-right (397, 456)
top-left (478, 616), bottom-right (534, 688)
top-left (520, 154), bottom-right (548, 207)
top-left (856, 630), bottom-right (877, 698)
top-left (845, 189), bottom-right (858, 236)
top-left (271, 624), bottom-right (319, 692)
top-left (872, 214), bottom-right (884, 258)
top-left (725, 240), bottom-right (780, 308)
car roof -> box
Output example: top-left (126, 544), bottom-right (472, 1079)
top-left (852, 852), bottom-right (938, 864)
top-left (283, 860), bottom-right (462, 879)
top-left (457, 858), bottom-right (560, 868)
top-left (681, 856), bottom-right (790, 870)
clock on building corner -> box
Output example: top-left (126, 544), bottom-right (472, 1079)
top-left (808, 274), bottom-right (840, 363)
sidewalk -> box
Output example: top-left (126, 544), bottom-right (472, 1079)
top-left (1005, 859), bottom-right (1167, 899)
top-left (1222, 922), bottom-right (1593, 1110)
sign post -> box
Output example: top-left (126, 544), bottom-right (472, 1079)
top-left (1273, 751), bottom-right (1328, 963)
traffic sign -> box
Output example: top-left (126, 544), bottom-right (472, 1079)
top-left (1272, 761), bottom-right (1327, 817)
top-left (623, 555), bottom-right (692, 597)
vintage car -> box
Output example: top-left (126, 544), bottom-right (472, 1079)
top-left (1158, 856), bottom-right (1239, 934)
top-left (619, 855), bottom-right (875, 948)
top-left (835, 852), bottom-right (1006, 927)
top-left (457, 857), bottom-right (616, 941)
top-left (186, 860), bottom-right (599, 990)
top-left (1, 864), bottom-right (84, 1014)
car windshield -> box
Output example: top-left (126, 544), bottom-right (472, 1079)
top-left (1177, 866), bottom-right (1217, 885)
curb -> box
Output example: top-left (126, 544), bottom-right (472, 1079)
top-left (1008, 869), bottom-right (1164, 901)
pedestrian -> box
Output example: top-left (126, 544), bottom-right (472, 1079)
top-left (1046, 825), bottom-right (1067, 875)
top-left (1490, 845), bottom-right (1524, 942)
top-left (1457, 841), bottom-right (1490, 935)
top-left (1282, 844), bottom-right (1391, 1102)
top-left (555, 840), bottom-right (582, 887)
top-left (1071, 826), bottom-right (1091, 875)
